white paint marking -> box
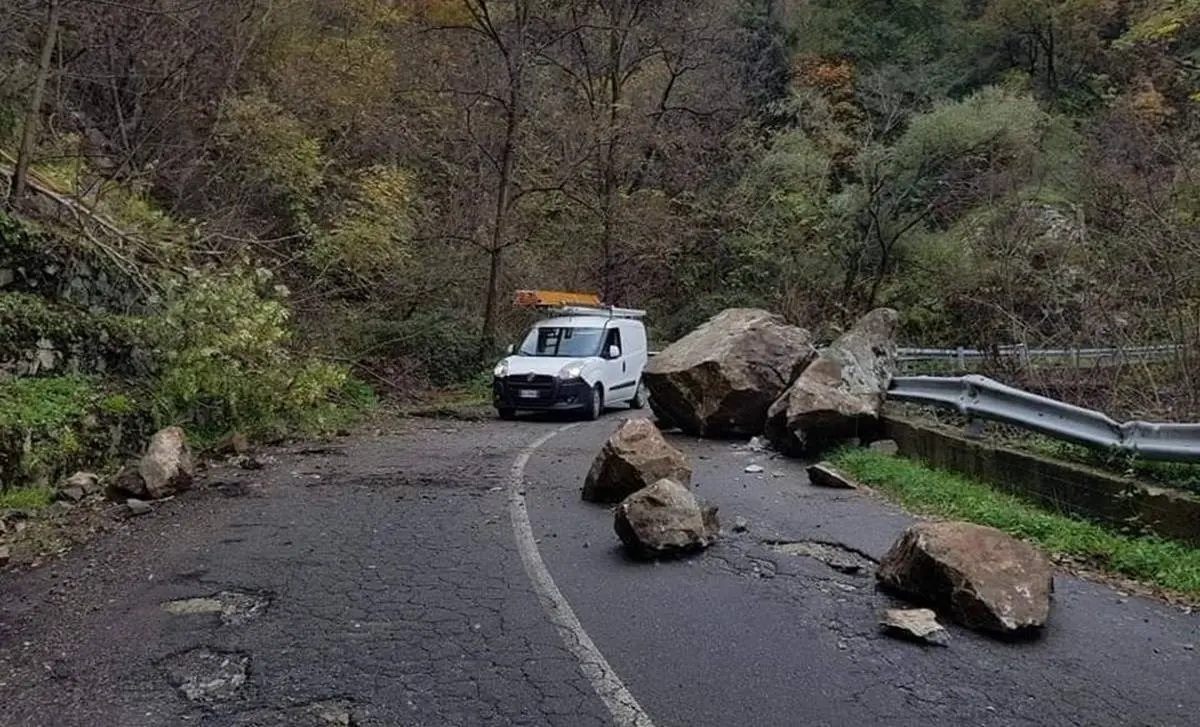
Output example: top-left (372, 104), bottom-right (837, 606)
top-left (508, 423), bottom-right (658, 727)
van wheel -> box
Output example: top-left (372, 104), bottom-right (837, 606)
top-left (630, 380), bottom-right (647, 410)
top-left (587, 385), bottom-right (604, 421)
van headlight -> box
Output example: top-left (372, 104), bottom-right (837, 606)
top-left (558, 363), bottom-right (583, 380)
top-left (494, 360), bottom-right (509, 378)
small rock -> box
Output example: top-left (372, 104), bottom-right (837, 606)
top-left (64, 471), bottom-right (101, 495)
top-left (58, 486), bottom-right (86, 503)
top-left (215, 432), bottom-right (250, 455)
top-left (880, 608), bottom-right (950, 646)
top-left (807, 462), bottom-right (856, 489)
top-left (868, 439), bottom-right (900, 456)
top-left (138, 427), bottom-right (195, 499)
top-left (126, 499), bottom-right (152, 516)
top-left (235, 455), bottom-right (265, 471)
top-left (0, 544), bottom-right (9, 566)
top-left (732, 516), bottom-right (749, 533)
top-left (744, 464), bottom-right (764, 474)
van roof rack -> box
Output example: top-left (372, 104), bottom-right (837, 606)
top-left (513, 289), bottom-right (646, 319)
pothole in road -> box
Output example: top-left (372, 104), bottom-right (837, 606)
top-left (162, 590), bottom-right (271, 626)
top-left (212, 481), bottom-right (252, 498)
top-left (160, 647), bottom-right (250, 703)
top-left (232, 699), bottom-right (355, 726)
top-left (767, 540), bottom-right (876, 575)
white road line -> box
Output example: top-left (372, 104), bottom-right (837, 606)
top-left (508, 423), bottom-right (658, 727)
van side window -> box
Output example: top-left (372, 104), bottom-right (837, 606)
top-left (604, 327), bottom-right (622, 357)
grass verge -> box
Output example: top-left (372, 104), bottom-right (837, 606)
top-left (830, 448), bottom-right (1200, 597)
top-left (0, 486), bottom-right (55, 510)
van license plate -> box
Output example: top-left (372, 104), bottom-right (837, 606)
top-left (518, 389), bottom-right (540, 399)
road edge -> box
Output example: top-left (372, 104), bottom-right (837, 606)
top-left (507, 423), bottom-right (658, 727)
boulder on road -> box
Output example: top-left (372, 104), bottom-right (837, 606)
top-left (876, 521), bottom-right (1053, 636)
top-left (114, 427), bottom-right (196, 500)
top-left (643, 309), bottom-right (816, 438)
top-left (765, 308), bottom-right (899, 455)
top-left (614, 478), bottom-right (719, 559)
top-left (582, 419), bottom-right (691, 503)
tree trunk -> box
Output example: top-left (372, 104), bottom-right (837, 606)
top-left (8, 0), bottom-right (61, 207)
top-left (598, 0), bottom-right (623, 303)
top-left (481, 245), bottom-right (504, 359)
top-left (478, 38), bottom-right (526, 360)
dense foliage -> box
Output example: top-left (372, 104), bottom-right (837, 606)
top-left (2, 0), bottom-right (1200, 401)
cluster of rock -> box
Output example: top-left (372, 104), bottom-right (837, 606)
top-left (604, 306), bottom-right (1055, 641)
top-left (644, 307), bottom-right (898, 456)
top-left (582, 418), bottom-right (718, 559)
top-left (53, 426), bottom-right (194, 518)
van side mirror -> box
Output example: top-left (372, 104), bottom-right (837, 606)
top-left (608, 345), bottom-right (621, 359)
top-left (506, 343), bottom-right (515, 355)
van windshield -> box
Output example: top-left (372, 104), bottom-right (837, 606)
top-left (518, 327), bottom-right (603, 357)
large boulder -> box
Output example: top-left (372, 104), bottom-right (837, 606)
top-left (765, 308), bottom-right (898, 455)
top-left (643, 309), bottom-right (816, 438)
top-left (116, 427), bottom-right (195, 499)
top-left (614, 478), bottom-right (719, 559)
top-left (876, 521), bottom-right (1053, 636)
top-left (582, 419), bottom-right (691, 503)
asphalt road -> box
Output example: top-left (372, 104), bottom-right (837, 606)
top-left (1, 413), bottom-right (1197, 727)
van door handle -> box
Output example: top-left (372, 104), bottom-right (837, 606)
top-left (622, 362), bottom-right (626, 373)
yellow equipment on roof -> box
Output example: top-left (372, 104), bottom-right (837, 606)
top-left (513, 290), bottom-right (602, 308)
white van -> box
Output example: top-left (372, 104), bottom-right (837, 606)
top-left (492, 291), bottom-right (649, 420)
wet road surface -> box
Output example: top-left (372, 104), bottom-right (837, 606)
top-left (1, 413), bottom-right (1196, 726)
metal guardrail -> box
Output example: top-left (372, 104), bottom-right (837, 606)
top-left (653, 345), bottom-right (1181, 368)
top-left (896, 344), bottom-right (1183, 371)
top-left (887, 375), bottom-right (1200, 463)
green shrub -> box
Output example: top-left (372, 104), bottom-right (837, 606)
top-left (832, 448), bottom-right (1200, 595)
top-left (0, 375), bottom-right (151, 490)
top-left (0, 486), bottom-right (55, 510)
top-left (146, 265), bottom-right (352, 440)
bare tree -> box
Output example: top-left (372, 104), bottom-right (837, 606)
top-left (543, 0), bottom-right (740, 303)
top-left (8, 0), bottom-right (59, 206)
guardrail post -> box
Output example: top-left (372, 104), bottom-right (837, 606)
top-left (956, 347), bottom-right (965, 372)
top-left (966, 417), bottom-right (984, 439)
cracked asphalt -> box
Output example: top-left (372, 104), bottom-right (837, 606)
top-left (2, 413), bottom-right (1198, 726)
